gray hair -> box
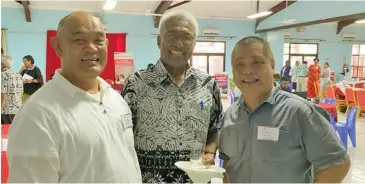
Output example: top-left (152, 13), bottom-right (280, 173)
top-left (232, 36), bottom-right (274, 61)
top-left (1, 55), bottom-right (12, 68)
top-left (158, 10), bottom-right (199, 38)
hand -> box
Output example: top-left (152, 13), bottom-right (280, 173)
top-left (23, 79), bottom-right (32, 84)
top-left (202, 152), bottom-right (215, 166)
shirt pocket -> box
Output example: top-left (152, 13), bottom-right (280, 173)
top-left (220, 128), bottom-right (244, 172)
top-left (254, 128), bottom-right (292, 162)
top-left (120, 114), bottom-right (134, 147)
top-left (220, 128), bottom-right (242, 159)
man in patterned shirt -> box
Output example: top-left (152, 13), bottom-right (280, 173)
top-left (122, 10), bottom-right (223, 183)
top-left (1, 55), bottom-right (23, 124)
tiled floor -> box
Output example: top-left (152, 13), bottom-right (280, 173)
top-left (215, 99), bottom-right (365, 183)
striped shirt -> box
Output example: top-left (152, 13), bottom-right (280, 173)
top-left (297, 65), bottom-right (309, 77)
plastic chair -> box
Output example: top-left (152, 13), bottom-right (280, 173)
top-left (322, 98), bottom-right (336, 105)
top-left (356, 89), bottom-right (365, 117)
top-left (345, 87), bottom-right (357, 114)
top-left (326, 86), bottom-right (346, 110)
top-left (230, 91), bottom-right (235, 104)
top-left (334, 106), bottom-right (358, 150)
top-left (1, 125), bottom-right (10, 139)
top-left (329, 114), bottom-right (336, 130)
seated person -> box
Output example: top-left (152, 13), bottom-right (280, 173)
top-left (278, 75), bottom-right (292, 93)
top-left (273, 73), bottom-right (280, 87)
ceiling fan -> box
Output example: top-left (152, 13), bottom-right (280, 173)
top-left (268, 0), bottom-right (296, 24)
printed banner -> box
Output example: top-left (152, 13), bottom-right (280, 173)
top-left (214, 72), bottom-right (229, 99)
top-left (114, 52), bottom-right (134, 85)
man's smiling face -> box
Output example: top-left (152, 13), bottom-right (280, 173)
top-left (157, 17), bottom-right (196, 69)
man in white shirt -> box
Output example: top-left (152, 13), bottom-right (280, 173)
top-left (7, 11), bottom-right (142, 183)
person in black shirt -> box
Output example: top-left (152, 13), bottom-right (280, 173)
top-left (20, 55), bottom-right (43, 103)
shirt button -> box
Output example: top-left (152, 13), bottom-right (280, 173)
top-left (245, 157), bottom-right (250, 161)
top-left (247, 135), bottom-right (252, 139)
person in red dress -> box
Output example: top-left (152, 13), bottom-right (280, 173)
top-left (307, 58), bottom-right (321, 98)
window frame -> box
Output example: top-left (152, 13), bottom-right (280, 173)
top-left (283, 43), bottom-right (319, 67)
top-left (190, 41), bottom-right (226, 74)
top-left (351, 44), bottom-right (365, 79)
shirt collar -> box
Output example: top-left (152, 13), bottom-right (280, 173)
top-left (238, 87), bottom-right (279, 113)
top-left (53, 69), bottom-right (111, 98)
top-left (1, 67), bottom-right (11, 72)
top-left (154, 59), bottom-right (196, 84)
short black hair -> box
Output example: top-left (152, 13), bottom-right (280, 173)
top-left (23, 55), bottom-right (35, 64)
top-left (232, 36), bottom-right (273, 61)
top-left (280, 75), bottom-right (290, 82)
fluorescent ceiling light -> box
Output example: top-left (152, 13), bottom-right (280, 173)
top-left (103, 0), bottom-right (117, 10)
top-left (247, 11), bottom-right (272, 19)
top-left (355, 19), bottom-right (365, 24)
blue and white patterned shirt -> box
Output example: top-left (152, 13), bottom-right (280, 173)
top-left (122, 60), bottom-right (223, 183)
top-left (1, 67), bottom-right (23, 114)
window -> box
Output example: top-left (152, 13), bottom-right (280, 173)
top-left (193, 42), bottom-right (225, 54)
top-left (282, 43), bottom-right (318, 67)
top-left (189, 41), bottom-right (225, 75)
top-left (351, 44), bottom-right (365, 79)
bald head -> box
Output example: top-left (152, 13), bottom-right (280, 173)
top-left (57, 11), bottom-right (103, 37)
top-left (51, 11), bottom-right (108, 82)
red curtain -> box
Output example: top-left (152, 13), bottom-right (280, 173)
top-left (46, 30), bottom-right (59, 81)
top-left (102, 33), bottom-right (126, 81)
top-left (45, 31), bottom-right (127, 82)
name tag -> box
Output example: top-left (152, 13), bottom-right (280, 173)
top-left (257, 126), bottom-right (279, 142)
top-left (121, 114), bottom-right (133, 130)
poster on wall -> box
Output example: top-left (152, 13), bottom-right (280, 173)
top-left (214, 72), bottom-right (229, 99)
top-left (114, 52), bottom-right (134, 85)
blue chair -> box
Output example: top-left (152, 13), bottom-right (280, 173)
top-left (230, 91), bottom-right (235, 104)
top-left (334, 106), bottom-right (358, 150)
top-left (329, 114), bottom-right (336, 130)
top-left (322, 98), bottom-right (336, 104)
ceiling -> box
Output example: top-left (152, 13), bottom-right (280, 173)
top-left (1, 0), bottom-right (282, 20)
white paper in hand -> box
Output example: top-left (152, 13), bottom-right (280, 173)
top-left (22, 73), bottom-right (34, 80)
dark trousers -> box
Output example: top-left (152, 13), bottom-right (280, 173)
top-left (1, 114), bottom-right (15, 124)
top-left (292, 82), bottom-right (297, 90)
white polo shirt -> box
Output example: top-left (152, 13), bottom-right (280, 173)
top-left (7, 71), bottom-right (142, 183)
